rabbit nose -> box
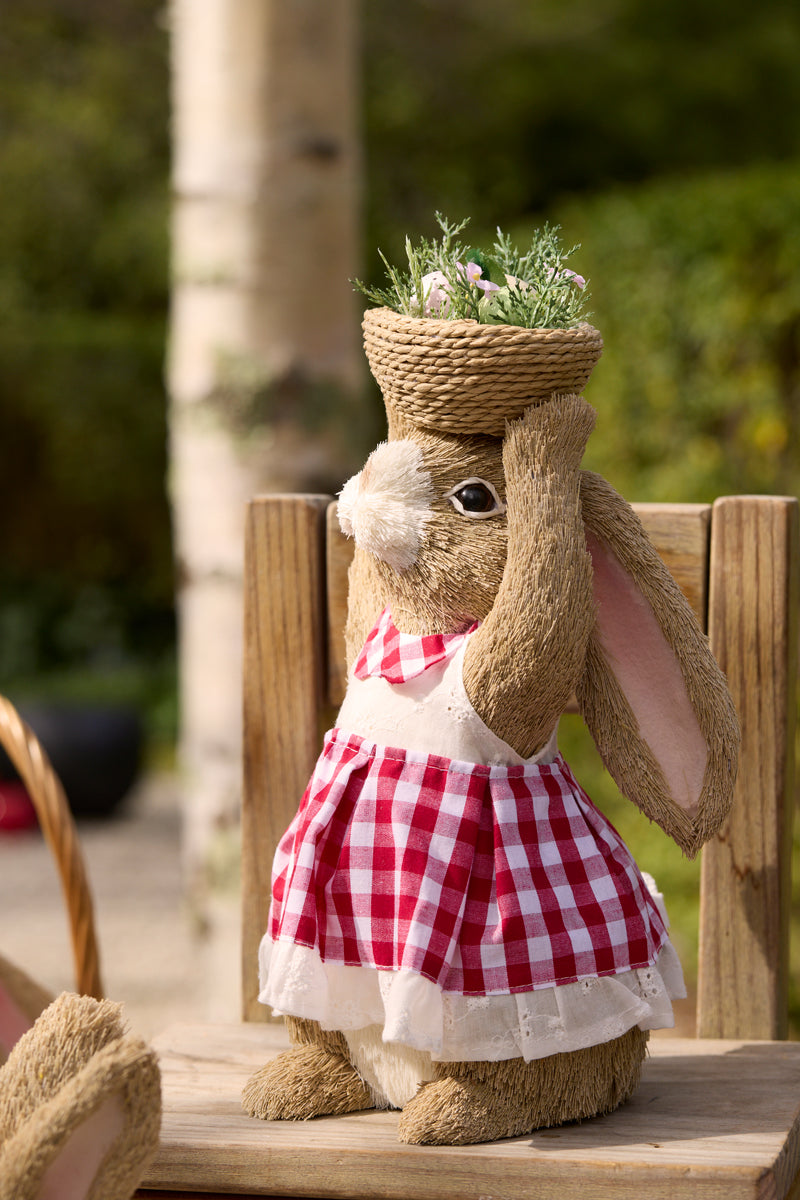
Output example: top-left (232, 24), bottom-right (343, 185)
top-left (337, 440), bottom-right (433, 572)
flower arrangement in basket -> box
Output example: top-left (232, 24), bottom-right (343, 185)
top-left (353, 215), bottom-right (604, 435)
top-left (355, 214), bottom-right (589, 328)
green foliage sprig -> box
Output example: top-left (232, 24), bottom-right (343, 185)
top-left (354, 214), bottom-right (591, 329)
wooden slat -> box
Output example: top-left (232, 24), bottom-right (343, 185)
top-left (241, 495), bottom-right (331, 1021)
top-left (632, 502), bottom-right (711, 625)
top-left (140, 1022), bottom-right (800, 1200)
top-left (136, 1194), bottom-right (302, 1199)
top-left (698, 496), bottom-right (800, 1039)
top-left (326, 501), bottom-right (352, 707)
top-left (136, 1194), bottom-right (308, 1199)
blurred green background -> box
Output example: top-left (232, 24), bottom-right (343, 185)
top-left (0, 3), bottom-right (173, 755)
top-left (0, 0), bottom-right (798, 1025)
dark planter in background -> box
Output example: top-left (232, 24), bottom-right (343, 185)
top-left (0, 702), bottom-right (143, 822)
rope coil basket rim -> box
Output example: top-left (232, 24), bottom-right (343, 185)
top-left (0, 694), bottom-right (103, 999)
top-left (363, 306), bottom-right (603, 436)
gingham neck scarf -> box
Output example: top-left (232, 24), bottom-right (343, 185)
top-left (353, 607), bottom-right (479, 685)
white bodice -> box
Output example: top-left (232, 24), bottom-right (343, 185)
top-left (336, 641), bottom-right (559, 767)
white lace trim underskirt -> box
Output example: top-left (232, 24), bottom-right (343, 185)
top-left (258, 932), bottom-right (686, 1065)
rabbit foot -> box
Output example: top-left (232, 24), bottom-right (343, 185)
top-left (398, 1075), bottom-right (534, 1145)
top-left (242, 1042), bottom-right (375, 1121)
top-left (398, 1029), bottom-right (649, 1145)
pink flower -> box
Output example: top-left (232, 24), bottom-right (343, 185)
top-left (561, 268), bottom-right (586, 289)
top-left (546, 266), bottom-right (586, 289)
top-left (459, 261), bottom-right (500, 295)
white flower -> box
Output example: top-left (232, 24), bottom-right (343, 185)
top-left (414, 262), bottom-right (500, 316)
top-left (418, 270), bottom-right (451, 316)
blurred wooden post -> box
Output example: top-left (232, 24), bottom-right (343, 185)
top-left (698, 496), bottom-right (799, 1039)
top-left (241, 495), bottom-right (330, 1021)
top-left (168, 0), bottom-right (363, 888)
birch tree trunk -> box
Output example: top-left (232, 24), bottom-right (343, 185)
top-left (169, 0), bottom-right (364, 894)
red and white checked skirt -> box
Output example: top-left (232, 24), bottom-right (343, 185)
top-left (268, 729), bottom-right (668, 997)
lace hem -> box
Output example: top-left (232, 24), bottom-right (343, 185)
top-left (258, 934), bottom-right (685, 1064)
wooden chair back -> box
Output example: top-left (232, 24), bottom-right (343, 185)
top-left (241, 493), bottom-right (799, 1041)
top-left (138, 490), bottom-right (800, 1198)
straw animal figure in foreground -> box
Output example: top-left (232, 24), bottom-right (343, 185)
top-left (0, 953), bottom-right (160, 1199)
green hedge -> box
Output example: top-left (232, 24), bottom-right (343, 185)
top-left (550, 163), bottom-right (800, 501)
top-left (0, 3), bottom-right (173, 750)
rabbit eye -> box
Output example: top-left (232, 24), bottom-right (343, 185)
top-left (446, 478), bottom-right (505, 520)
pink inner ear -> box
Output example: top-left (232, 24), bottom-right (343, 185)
top-left (587, 531), bottom-right (707, 814)
top-left (36, 1092), bottom-right (126, 1200)
top-left (0, 985), bottom-right (35, 1055)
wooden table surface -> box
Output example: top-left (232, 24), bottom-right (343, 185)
top-left (136, 1022), bottom-right (800, 1200)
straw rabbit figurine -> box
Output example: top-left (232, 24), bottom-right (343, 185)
top-left (0, 953), bottom-right (160, 1199)
top-left (244, 309), bottom-right (739, 1144)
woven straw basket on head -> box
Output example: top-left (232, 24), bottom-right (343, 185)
top-left (363, 307), bottom-right (603, 437)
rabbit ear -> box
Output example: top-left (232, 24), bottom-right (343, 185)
top-left (0, 1032), bottom-right (161, 1200)
top-left (34, 1096), bottom-right (126, 1200)
top-left (584, 525), bottom-right (710, 813)
top-left (578, 472), bottom-right (739, 858)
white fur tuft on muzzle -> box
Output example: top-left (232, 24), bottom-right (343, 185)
top-left (337, 440), bottom-right (433, 572)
